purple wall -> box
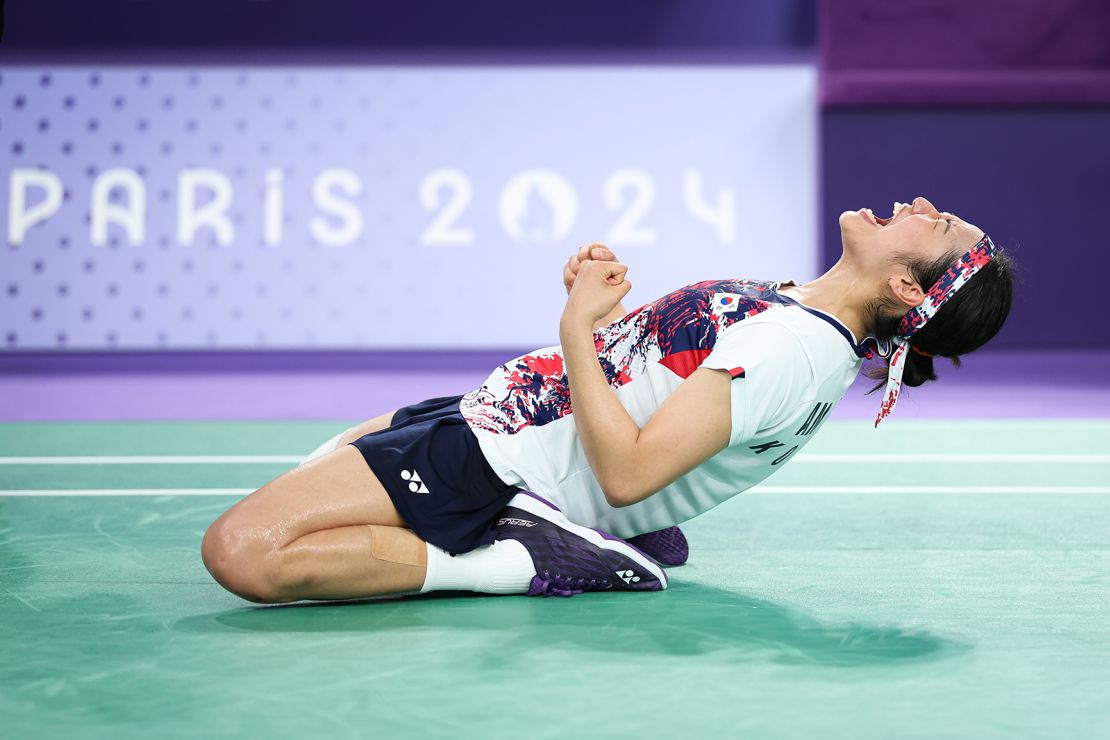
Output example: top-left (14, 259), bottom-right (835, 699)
top-left (820, 107), bottom-right (1110, 348)
top-left (821, 0), bottom-right (1110, 105)
top-left (2, 0), bottom-right (815, 53)
top-left (819, 0), bottom-right (1110, 349)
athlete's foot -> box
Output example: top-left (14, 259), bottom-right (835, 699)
top-left (627, 526), bottom-right (689, 567)
top-left (493, 492), bottom-right (667, 597)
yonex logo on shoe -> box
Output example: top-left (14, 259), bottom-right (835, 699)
top-left (400, 469), bottom-right (429, 494)
top-left (616, 569), bottom-right (640, 585)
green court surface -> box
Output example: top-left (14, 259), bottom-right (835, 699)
top-left (2, 420), bottom-right (1109, 739)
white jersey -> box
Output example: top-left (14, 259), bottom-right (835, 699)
top-left (460, 279), bottom-right (865, 538)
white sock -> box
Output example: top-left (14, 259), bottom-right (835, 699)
top-left (302, 431), bottom-right (345, 464)
top-left (421, 540), bottom-right (537, 594)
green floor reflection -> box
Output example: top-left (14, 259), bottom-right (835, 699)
top-left (2, 420), bottom-right (1109, 739)
top-left (182, 582), bottom-right (966, 668)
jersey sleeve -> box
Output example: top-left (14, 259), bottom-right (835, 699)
top-left (700, 321), bottom-right (813, 447)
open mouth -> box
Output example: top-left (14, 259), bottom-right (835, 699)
top-left (861, 202), bottom-right (909, 227)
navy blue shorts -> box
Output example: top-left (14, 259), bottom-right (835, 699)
top-left (350, 394), bottom-right (521, 554)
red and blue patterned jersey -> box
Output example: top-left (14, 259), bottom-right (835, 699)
top-left (462, 279), bottom-right (781, 435)
top-left (462, 279), bottom-right (864, 537)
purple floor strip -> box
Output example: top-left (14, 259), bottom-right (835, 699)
top-left (1, 350), bottom-right (1107, 422)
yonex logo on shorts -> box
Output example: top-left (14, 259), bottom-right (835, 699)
top-left (400, 469), bottom-right (429, 494)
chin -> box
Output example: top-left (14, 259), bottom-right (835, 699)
top-left (838, 209), bottom-right (866, 235)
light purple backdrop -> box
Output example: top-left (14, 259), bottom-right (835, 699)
top-left (1, 65), bottom-right (817, 351)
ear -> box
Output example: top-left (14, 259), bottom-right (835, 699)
top-left (887, 273), bottom-right (925, 310)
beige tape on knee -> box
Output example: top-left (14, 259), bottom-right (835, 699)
top-left (368, 526), bottom-right (427, 568)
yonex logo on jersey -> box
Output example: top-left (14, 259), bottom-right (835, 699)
top-left (616, 569), bottom-right (640, 585)
top-left (497, 517), bottom-right (537, 527)
top-left (400, 469), bottom-right (429, 494)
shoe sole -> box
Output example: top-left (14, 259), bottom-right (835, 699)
top-left (510, 492), bottom-right (668, 590)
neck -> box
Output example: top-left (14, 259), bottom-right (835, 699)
top-left (780, 258), bottom-right (873, 342)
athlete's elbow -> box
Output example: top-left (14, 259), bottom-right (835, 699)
top-left (603, 489), bottom-right (634, 508)
top-left (600, 479), bottom-right (647, 508)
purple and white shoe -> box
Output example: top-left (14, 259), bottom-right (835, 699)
top-left (493, 492), bottom-right (668, 597)
top-left (627, 526), bottom-right (689, 567)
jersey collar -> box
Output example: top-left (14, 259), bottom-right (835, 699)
top-left (771, 281), bottom-right (874, 359)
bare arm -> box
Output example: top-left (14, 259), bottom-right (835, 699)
top-left (560, 260), bottom-right (732, 508)
top-left (593, 303), bottom-right (628, 331)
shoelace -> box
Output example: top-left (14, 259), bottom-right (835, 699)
top-left (527, 572), bottom-right (608, 598)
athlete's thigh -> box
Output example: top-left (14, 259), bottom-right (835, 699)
top-left (215, 444), bottom-right (405, 547)
top-left (337, 410), bottom-right (396, 447)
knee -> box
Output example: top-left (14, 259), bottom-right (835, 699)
top-left (201, 515), bottom-right (284, 604)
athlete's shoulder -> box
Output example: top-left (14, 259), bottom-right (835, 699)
top-left (711, 314), bottom-right (815, 384)
top-left (739, 299), bottom-right (861, 360)
top-left (720, 304), bottom-right (859, 396)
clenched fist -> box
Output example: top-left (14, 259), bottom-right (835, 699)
top-left (563, 243), bottom-right (622, 294)
top-left (562, 258), bottom-right (632, 329)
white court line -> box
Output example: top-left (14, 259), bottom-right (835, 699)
top-left (0, 488), bottom-right (254, 497)
top-left (796, 453), bottom-right (1110, 464)
top-left (752, 486), bottom-right (1110, 495)
top-left (1, 453), bottom-right (1109, 465)
top-left (2, 486), bottom-right (1110, 497)
top-left (0, 455), bottom-right (304, 465)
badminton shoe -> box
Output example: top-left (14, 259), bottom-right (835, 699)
top-left (627, 526), bottom-right (689, 567)
top-left (493, 492), bottom-right (668, 597)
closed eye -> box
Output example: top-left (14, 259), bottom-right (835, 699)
top-left (944, 218), bottom-right (953, 233)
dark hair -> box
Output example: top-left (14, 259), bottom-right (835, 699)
top-left (866, 246), bottom-right (1015, 391)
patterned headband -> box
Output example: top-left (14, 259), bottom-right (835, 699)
top-left (875, 234), bottom-right (997, 427)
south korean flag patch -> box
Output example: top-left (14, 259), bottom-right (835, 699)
top-left (712, 292), bottom-right (745, 315)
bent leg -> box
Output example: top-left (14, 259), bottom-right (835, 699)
top-left (204, 443), bottom-right (534, 603)
top-left (204, 405), bottom-right (545, 603)
top-left (222, 444), bottom-right (405, 538)
top-left (263, 524), bottom-right (428, 603)
top-left (203, 444), bottom-right (415, 602)
top-left (272, 525), bottom-right (535, 602)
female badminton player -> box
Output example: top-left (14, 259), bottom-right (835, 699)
top-left (202, 196), bottom-right (1014, 603)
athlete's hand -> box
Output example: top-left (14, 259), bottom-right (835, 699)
top-left (563, 243), bottom-right (620, 295)
top-left (561, 259), bottom-right (632, 330)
